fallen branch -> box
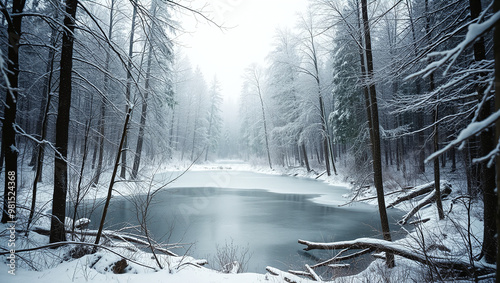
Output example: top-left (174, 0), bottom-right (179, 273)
top-left (310, 247), bottom-right (373, 268)
top-left (177, 259), bottom-right (209, 269)
top-left (288, 265), bottom-right (322, 281)
top-left (31, 226), bottom-right (178, 256)
top-left (354, 189), bottom-right (407, 203)
top-left (315, 171), bottom-right (327, 179)
top-left (298, 238), bottom-right (493, 274)
top-left (387, 182), bottom-right (437, 208)
top-left (266, 266), bottom-right (312, 283)
top-left (0, 241), bottom-right (156, 270)
top-left (398, 185), bottom-right (452, 225)
top-left (409, 218), bottom-right (431, 225)
top-left (327, 263), bottom-right (350, 268)
top-left (305, 264), bottom-right (322, 281)
top-left (288, 270), bottom-right (311, 277)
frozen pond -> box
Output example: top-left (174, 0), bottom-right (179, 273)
top-left (75, 170), bottom-right (404, 274)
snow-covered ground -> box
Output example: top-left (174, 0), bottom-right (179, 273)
top-left (0, 160), bottom-right (494, 282)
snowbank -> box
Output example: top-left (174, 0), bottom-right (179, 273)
top-left (0, 160), bottom-right (491, 282)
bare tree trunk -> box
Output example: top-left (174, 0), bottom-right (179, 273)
top-left (93, 0), bottom-right (115, 186)
top-left (205, 106), bottom-right (215, 162)
top-left (301, 142), bottom-right (310, 172)
top-left (50, 0), bottom-right (77, 243)
top-left (181, 101), bottom-right (191, 161)
top-left (317, 82), bottom-right (331, 175)
top-left (469, 0), bottom-right (497, 264)
top-left (493, 1), bottom-right (500, 279)
top-left (406, 0), bottom-right (426, 174)
top-left (432, 104), bottom-right (444, 220)
top-left (71, 120), bottom-right (91, 238)
top-left (120, 2), bottom-right (138, 179)
top-left (190, 102), bottom-right (201, 161)
top-left (29, 27), bottom-right (58, 173)
top-left (131, 29), bottom-right (154, 179)
top-left (94, 107), bottom-right (132, 248)
top-left (251, 68), bottom-right (272, 169)
top-left (327, 134), bottom-right (337, 175)
top-left (360, 0), bottom-right (394, 267)
top-left (26, 35), bottom-right (56, 232)
top-left (258, 84), bottom-right (272, 169)
top-left (425, 0), bottom-right (444, 221)
top-left (0, 0), bottom-right (25, 224)
top-left (168, 105), bottom-right (176, 156)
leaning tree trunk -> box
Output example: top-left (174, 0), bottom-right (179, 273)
top-left (95, 107), bottom-right (132, 248)
top-left (50, 0), bottom-right (77, 243)
top-left (252, 69), bottom-right (272, 169)
top-left (131, 29), bottom-right (154, 179)
top-left (318, 85), bottom-right (331, 176)
top-left (257, 85), bottom-right (272, 170)
top-left (1, 0), bottom-right (26, 224)
top-left (120, 2), bottom-right (138, 179)
top-left (360, 0), bottom-right (394, 267)
top-left (304, 22), bottom-right (331, 176)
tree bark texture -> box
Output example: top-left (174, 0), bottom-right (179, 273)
top-left (131, 26), bottom-right (154, 179)
top-left (469, 0), bottom-right (497, 264)
top-left (492, 0), bottom-right (500, 279)
top-left (1, 0), bottom-right (25, 224)
top-left (50, 0), bottom-right (78, 243)
top-left (120, 3), bottom-right (137, 179)
top-left (95, 107), bottom-right (132, 247)
top-left (360, 0), bottom-right (394, 267)
top-left (424, 0), bottom-right (445, 221)
top-left (93, 0), bottom-right (115, 186)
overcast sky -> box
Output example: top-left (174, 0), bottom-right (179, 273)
top-left (177, 0), bottom-right (309, 101)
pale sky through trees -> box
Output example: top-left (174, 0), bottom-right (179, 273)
top-left (178, 0), bottom-right (308, 101)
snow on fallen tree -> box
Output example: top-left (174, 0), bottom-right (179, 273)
top-left (386, 181), bottom-right (452, 225)
top-left (386, 181), bottom-right (438, 208)
top-left (297, 238), bottom-right (495, 274)
top-left (397, 186), bottom-right (451, 225)
top-left (30, 226), bottom-right (179, 257)
top-left (266, 266), bottom-right (317, 283)
top-left (309, 247), bottom-right (373, 269)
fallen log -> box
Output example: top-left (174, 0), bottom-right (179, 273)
top-left (31, 226), bottom-right (178, 256)
top-left (305, 264), bottom-right (322, 281)
top-left (0, 241), bottom-right (156, 270)
top-left (267, 266), bottom-right (312, 283)
top-left (387, 182), bottom-right (436, 208)
top-left (409, 218), bottom-right (431, 225)
top-left (298, 238), bottom-right (493, 274)
top-left (355, 189), bottom-right (406, 203)
top-left (399, 185), bottom-right (452, 225)
top-left (315, 171), bottom-right (327, 179)
top-left (327, 264), bottom-right (350, 268)
top-left (310, 247), bottom-right (373, 268)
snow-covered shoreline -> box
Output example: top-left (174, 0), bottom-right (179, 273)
top-left (0, 160), bottom-right (492, 282)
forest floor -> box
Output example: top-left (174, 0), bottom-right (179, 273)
top-left (0, 158), bottom-right (495, 282)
